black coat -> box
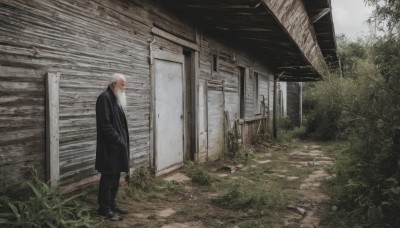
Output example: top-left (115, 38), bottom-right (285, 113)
top-left (95, 87), bottom-right (130, 174)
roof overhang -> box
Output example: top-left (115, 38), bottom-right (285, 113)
top-left (161, 0), bottom-right (337, 81)
top-left (304, 0), bottom-right (339, 69)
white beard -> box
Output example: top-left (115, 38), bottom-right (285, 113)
top-left (113, 88), bottom-right (127, 113)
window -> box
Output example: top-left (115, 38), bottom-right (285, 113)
top-left (212, 54), bottom-right (219, 72)
top-left (239, 67), bottom-right (245, 118)
top-left (254, 72), bottom-right (260, 114)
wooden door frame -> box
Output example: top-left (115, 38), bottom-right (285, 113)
top-left (183, 50), bottom-right (199, 162)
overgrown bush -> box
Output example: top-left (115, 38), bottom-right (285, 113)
top-left (338, 7), bottom-right (400, 223)
top-left (129, 166), bottom-right (152, 191)
top-left (308, 33), bottom-right (400, 226)
top-left (303, 74), bottom-right (360, 140)
top-left (0, 171), bottom-right (96, 227)
top-left (229, 147), bottom-right (255, 163)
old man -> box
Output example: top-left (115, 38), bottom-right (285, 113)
top-left (95, 73), bottom-right (130, 220)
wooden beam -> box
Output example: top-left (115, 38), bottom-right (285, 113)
top-left (45, 72), bottom-right (60, 188)
top-left (210, 27), bottom-right (274, 32)
top-left (261, 0), bottom-right (328, 77)
top-left (151, 27), bottom-right (200, 51)
top-left (279, 65), bottom-right (313, 69)
top-left (183, 5), bottom-right (253, 9)
top-left (311, 8), bottom-right (330, 23)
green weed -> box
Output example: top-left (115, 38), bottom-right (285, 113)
top-left (182, 163), bottom-right (216, 186)
top-left (0, 170), bottom-right (96, 227)
top-left (229, 147), bottom-right (256, 163)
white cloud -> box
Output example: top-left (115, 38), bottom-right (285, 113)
top-left (332, 0), bottom-right (374, 39)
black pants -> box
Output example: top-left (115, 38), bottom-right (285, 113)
top-left (98, 173), bottom-right (120, 213)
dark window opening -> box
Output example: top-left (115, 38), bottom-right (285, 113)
top-left (254, 72), bottom-right (260, 114)
top-left (239, 67), bottom-right (245, 118)
top-left (212, 55), bottom-right (219, 72)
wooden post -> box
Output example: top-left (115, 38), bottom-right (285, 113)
top-left (273, 75), bottom-right (278, 138)
top-left (299, 82), bottom-right (303, 125)
top-left (193, 51), bottom-right (200, 162)
top-left (205, 80), bottom-right (209, 160)
top-left (45, 72), bottom-right (60, 187)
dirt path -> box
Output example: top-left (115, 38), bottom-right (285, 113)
top-left (287, 144), bottom-right (335, 227)
top-left (98, 141), bottom-right (335, 228)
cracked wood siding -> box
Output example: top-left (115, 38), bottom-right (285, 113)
top-left (262, 0), bottom-right (327, 75)
top-left (0, 66), bottom-right (46, 192)
top-left (0, 0), bottom-right (152, 190)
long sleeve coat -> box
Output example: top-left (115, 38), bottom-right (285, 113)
top-left (95, 87), bottom-right (130, 174)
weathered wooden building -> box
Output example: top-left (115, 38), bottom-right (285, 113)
top-left (276, 81), bottom-right (302, 127)
top-left (0, 0), bottom-right (337, 192)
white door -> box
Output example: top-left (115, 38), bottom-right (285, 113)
top-left (154, 54), bottom-right (184, 173)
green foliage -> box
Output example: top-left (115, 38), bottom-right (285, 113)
top-left (365, 0), bottom-right (400, 32)
top-left (373, 37), bottom-right (400, 86)
top-left (277, 126), bottom-right (307, 143)
top-left (129, 166), bottom-right (152, 191)
top-left (182, 163), bottom-right (216, 186)
top-left (307, 31), bottom-right (400, 226)
top-left (0, 171), bottom-right (96, 227)
top-left (336, 35), bottom-right (369, 78)
top-left (229, 147), bottom-right (255, 163)
top-left (303, 74), bottom-right (359, 140)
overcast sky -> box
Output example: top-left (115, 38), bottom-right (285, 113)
top-left (331, 0), bottom-right (374, 40)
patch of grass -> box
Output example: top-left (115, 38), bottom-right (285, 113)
top-left (0, 170), bottom-right (97, 227)
top-left (117, 167), bottom-right (185, 202)
top-left (182, 163), bottom-right (217, 186)
top-left (212, 177), bottom-right (293, 212)
top-left (277, 126), bottom-right (307, 143)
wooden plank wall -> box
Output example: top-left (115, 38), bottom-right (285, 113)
top-left (0, 0), bottom-right (153, 191)
top-left (1, 0), bottom-right (282, 191)
top-left (0, 65), bottom-right (46, 191)
top-left (207, 88), bottom-right (224, 160)
top-left (197, 36), bottom-right (275, 155)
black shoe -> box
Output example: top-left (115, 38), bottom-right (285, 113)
top-left (114, 207), bottom-right (129, 214)
top-left (98, 210), bottom-right (123, 221)
top-left (110, 214), bottom-right (123, 221)
top-left (98, 209), bottom-right (115, 218)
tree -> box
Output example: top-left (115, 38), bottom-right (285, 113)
top-left (336, 35), bottom-right (368, 78)
top-left (365, 0), bottom-right (400, 34)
